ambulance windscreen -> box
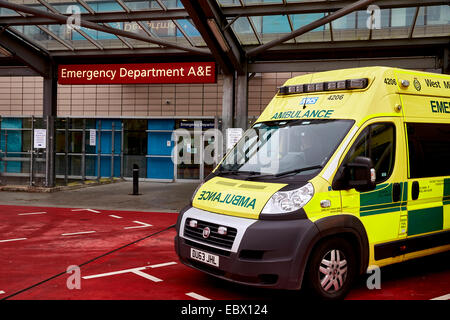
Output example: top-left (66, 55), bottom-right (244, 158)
top-left (219, 119), bottom-right (354, 178)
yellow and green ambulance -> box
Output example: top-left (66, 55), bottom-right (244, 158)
top-left (174, 66), bottom-right (450, 299)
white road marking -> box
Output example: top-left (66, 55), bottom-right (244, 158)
top-left (18, 212), bottom-right (47, 216)
top-left (71, 209), bottom-right (101, 214)
top-left (148, 262), bottom-right (177, 269)
top-left (61, 231), bottom-right (96, 236)
top-left (83, 267), bottom-right (147, 279)
top-left (124, 221), bottom-right (153, 229)
top-left (186, 292), bottom-right (211, 300)
top-left (132, 270), bottom-right (163, 282)
top-left (109, 215), bottom-right (123, 219)
top-left (0, 238), bottom-right (27, 243)
top-left (83, 265), bottom-right (163, 282)
top-left (431, 293), bottom-right (450, 300)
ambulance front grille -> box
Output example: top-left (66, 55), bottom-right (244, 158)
top-left (184, 218), bottom-right (237, 250)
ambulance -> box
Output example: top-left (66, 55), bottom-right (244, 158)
top-left (174, 67), bottom-right (450, 299)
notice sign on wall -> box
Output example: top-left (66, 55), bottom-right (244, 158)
top-left (34, 129), bottom-right (47, 149)
top-left (89, 129), bottom-right (96, 147)
top-left (58, 62), bottom-right (216, 85)
top-left (226, 128), bottom-right (244, 151)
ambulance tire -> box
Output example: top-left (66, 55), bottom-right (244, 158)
top-left (305, 237), bottom-right (357, 300)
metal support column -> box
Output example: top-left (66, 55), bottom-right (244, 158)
top-left (0, 116), bottom-right (2, 184)
top-left (221, 74), bottom-right (234, 151)
top-left (64, 117), bottom-right (69, 185)
top-left (29, 116), bottom-right (34, 186)
top-left (81, 119), bottom-right (86, 182)
top-left (235, 64), bottom-right (249, 131)
top-left (97, 120), bottom-right (102, 181)
top-left (111, 121), bottom-right (115, 179)
top-left (120, 121), bottom-right (124, 179)
top-left (43, 65), bottom-right (57, 188)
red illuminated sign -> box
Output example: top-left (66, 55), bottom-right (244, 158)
top-left (58, 62), bottom-right (216, 85)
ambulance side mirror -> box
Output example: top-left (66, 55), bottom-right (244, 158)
top-left (333, 156), bottom-right (376, 192)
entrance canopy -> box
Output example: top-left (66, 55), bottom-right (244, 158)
top-left (0, 0), bottom-right (449, 76)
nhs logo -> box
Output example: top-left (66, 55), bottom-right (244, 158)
top-left (300, 97), bottom-right (319, 105)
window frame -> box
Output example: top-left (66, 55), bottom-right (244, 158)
top-left (406, 122), bottom-right (450, 179)
top-left (342, 121), bottom-right (397, 185)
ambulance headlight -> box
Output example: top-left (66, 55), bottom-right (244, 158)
top-left (262, 183), bottom-right (314, 214)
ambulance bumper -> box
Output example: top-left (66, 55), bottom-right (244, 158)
top-left (174, 206), bottom-right (319, 290)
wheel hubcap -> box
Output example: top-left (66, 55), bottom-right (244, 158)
top-left (318, 249), bottom-right (348, 292)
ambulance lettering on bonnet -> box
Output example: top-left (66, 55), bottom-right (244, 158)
top-left (197, 190), bottom-right (257, 210)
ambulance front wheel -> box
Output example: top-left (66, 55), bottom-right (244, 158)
top-left (305, 237), bottom-right (357, 300)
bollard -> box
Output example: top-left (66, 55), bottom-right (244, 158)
top-left (132, 164), bottom-right (139, 195)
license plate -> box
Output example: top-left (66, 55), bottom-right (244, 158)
top-left (190, 248), bottom-right (219, 267)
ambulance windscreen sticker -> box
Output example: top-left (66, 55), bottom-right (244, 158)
top-left (413, 78), bottom-right (421, 91)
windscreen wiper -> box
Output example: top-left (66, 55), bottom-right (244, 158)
top-left (246, 165), bottom-right (323, 180)
top-left (217, 168), bottom-right (259, 176)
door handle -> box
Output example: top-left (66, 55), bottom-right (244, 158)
top-left (412, 181), bottom-right (419, 200)
top-left (392, 183), bottom-right (401, 202)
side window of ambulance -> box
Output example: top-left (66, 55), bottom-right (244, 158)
top-left (406, 123), bottom-right (450, 178)
top-left (345, 123), bottom-right (396, 183)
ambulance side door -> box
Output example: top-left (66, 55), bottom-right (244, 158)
top-left (339, 118), bottom-right (408, 266)
top-left (404, 121), bottom-right (450, 258)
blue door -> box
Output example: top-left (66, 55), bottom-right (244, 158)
top-left (0, 118), bottom-right (22, 173)
top-left (96, 119), bottom-right (121, 178)
top-left (147, 120), bottom-right (174, 180)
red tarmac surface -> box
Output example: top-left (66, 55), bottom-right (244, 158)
top-left (0, 204), bottom-right (448, 301)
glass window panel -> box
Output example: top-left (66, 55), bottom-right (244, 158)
top-left (230, 17), bottom-right (259, 45)
top-left (262, 15), bottom-right (291, 34)
top-left (11, 26), bottom-right (68, 51)
top-left (426, 5), bottom-right (450, 25)
top-left (407, 123), bottom-right (450, 178)
top-left (391, 8), bottom-right (416, 28)
top-left (411, 6), bottom-right (449, 38)
top-left (161, 0), bottom-right (182, 9)
top-left (217, 0), bottom-right (242, 6)
top-left (332, 12), bottom-right (357, 30)
top-left (56, 131), bottom-right (66, 153)
top-left (50, 2), bottom-right (89, 14)
top-left (147, 20), bottom-right (177, 37)
top-left (176, 19), bottom-right (201, 37)
top-left (85, 155), bottom-right (97, 177)
top-left (70, 119), bottom-right (85, 129)
top-left (48, 24), bottom-right (73, 43)
top-left (21, 130), bottom-right (31, 154)
top-left (0, 8), bottom-right (21, 16)
top-left (69, 155), bottom-right (82, 176)
top-left (124, 119), bottom-right (147, 156)
top-left (415, 7), bottom-right (425, 26)
top-left (176, 19), bottom-right (205, 45)
top-left (55, 154), bottom-right (65, 176)
top-left (72, 26), bottom-right (117, 41)
top-left (14, 1), bottom-right (47, 11)
top-left (345, 123), bottom-right (395, 183)
top-left (243, 0), bottom-right (282, 4)
top-left (69, 132), bottom-right (83, 154)
top-left (124, 0), bottom-right (152, 10)
top-left (291, 13), bottom-right (326, 31)
top-left (86, 1), bottom-right (124, 12)
top-left (124, 155), bottom-right (147, 177)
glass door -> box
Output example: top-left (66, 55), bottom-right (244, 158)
top-left (174, 133), bottom-right (200, 181)
top-left (174, 131), bottom-right (218, 182)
